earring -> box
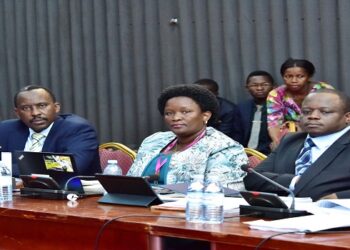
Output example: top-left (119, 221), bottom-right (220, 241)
top-left (204, 120), bottom-right (208, 125)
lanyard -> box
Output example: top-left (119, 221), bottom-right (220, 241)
top-left (155, 128), bottom-right (206, 174)
top-left (155, 155), bottom-right (168, 174)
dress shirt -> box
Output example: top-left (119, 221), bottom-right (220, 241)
top-left (24, 123), bottom-right (54, 151)
top-left (289, 125), bottom-right (350, 191)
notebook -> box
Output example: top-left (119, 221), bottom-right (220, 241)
top-left (15, 151), bottom-right (100, 197)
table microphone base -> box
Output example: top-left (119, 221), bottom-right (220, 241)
top-left (239, 205), bottom-right (311, 219)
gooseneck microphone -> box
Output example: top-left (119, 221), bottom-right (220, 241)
top-left (240, 164), bottom-right (310, 219)
top-left (241, 165), bottom-right (295, 210)
top-left (64, 175), bottom-right (97, 191)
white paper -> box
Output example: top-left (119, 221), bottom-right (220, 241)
top-left (245, 214), bottom-right (350, 232)
top-left (317, 199), bottom-right (350, 209)
top-left (81, 180), bottom-right (105, 194)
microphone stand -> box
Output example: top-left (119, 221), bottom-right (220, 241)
top-left (240, 165), bottom-right (310, 219)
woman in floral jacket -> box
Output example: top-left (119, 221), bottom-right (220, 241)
top-left (128, 84), bottom-right (247, 190)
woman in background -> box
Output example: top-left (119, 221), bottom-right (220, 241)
top-left (127, 84), bottom-right (247, 190)
top-left (267, 58), bottom-right (333, 150)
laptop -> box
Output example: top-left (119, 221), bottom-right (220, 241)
top-left (95, 174), bottom-right (163, 207)
top-left (15, 151), bottom-right (102, 198)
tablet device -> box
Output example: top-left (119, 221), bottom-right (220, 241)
top-left (95, 174), bottom-right (163, 207)
top-left (240, 191), bottom-right (288, 209)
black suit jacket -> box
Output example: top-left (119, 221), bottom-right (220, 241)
top-left (209, 97), bottom-right (244, 143)
top-left (238, 99), bottom-right (271, 155)
top-left (244, 130), bottom-right (350, 201)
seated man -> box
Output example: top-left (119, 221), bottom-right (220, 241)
top-left (0, 85), bottom-right (101, 176)
top-left (238, 71), bottom-right (275, 155)
top-left (244, 89), bottom-right (350, 201)
top-left (194, 78), bottom-right (244, 143)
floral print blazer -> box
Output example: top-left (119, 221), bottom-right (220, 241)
top-left (127, 127), bottom-right (248, 190)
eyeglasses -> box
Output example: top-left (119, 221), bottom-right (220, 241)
top-left (247, 83), bottom-right (272, 88)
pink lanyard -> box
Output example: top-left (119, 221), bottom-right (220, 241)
top-left (155, 128), bottom-right (206, 174)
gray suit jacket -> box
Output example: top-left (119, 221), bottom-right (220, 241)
top-left (244, 130), bottom-right (350, 201)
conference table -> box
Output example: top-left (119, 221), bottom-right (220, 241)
top-left (0, 195), bottom-right (350, 250)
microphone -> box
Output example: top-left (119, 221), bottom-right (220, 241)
top-left (240, 164), bottom-right (310, 219)
top-left (241, 165), bottom-right (295, 210)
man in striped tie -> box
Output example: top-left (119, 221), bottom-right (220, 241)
top-left (244, 89), bottom-right (350, 201)
top-left (0, 85), bottom-right (101, 177)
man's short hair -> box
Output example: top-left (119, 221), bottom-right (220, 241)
top-left (245, 70), bottom-right (275, 85)
top-left (14, 85), bottom-right (57, 107)
top-left (307, 88), bottom-right (350, 113)
top-left (193, 78), bottom-right (219, 93)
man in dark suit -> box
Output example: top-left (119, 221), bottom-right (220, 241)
top-left (194, 79), bottom-right (244, 143)
top-left (244, 89), bottom-right (350, 201)
top-left (238, 71), bottom-right (275, 155)
top-left (0, 85), bottom-right (101, 176)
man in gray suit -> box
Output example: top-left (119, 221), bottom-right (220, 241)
top-left (244, 88), bottom-right (350, 201)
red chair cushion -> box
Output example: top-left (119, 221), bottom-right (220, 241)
top-left (248, 155), bottom-right (262, 168)
top-left (99, 149), bottom-right (134, 175)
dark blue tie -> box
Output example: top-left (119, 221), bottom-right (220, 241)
top-left (295, 138), bottom-right (315, 176)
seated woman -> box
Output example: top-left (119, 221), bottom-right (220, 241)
top-left (267, 58), bottom-right (333, 150)
top-left (127, 84), bottom-right (248, 190)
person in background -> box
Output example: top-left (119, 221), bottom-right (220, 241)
top-left (0, 85), bottom-right (101, 176)
top-left (194, 78), bottom-right (244, 143)
top-left (238, 70), bottom-right (275, 155)
top-left (244, 89), bottom-right (350, 201)
top-left (267, 58), bottom-right (333, 150)
top-left (127, 84), bottom-right (247, 190)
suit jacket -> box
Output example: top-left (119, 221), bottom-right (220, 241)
top-left (0, 114), bottom-right (101, 176)
top-left (244, 130), bottom-right (350, 201)
top-left (210, 96), bottom-right (244, 144)
top-left (238, 99), bottom-right (271, 155)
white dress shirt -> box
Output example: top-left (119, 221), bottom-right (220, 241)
top-left (24, 123), bottom-right (54, 151)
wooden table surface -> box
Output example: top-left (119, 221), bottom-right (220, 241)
top-left (0, 195), bottom-right (350, 250)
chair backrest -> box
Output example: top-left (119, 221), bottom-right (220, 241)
top-left (244, 148), bottom-right (267, 168)
top-left (285, 121), bottom-right (297, 132)
top-left (279, 121), bottom-right (298, 140)
top-left (99, 142), bottom-right (137, 175)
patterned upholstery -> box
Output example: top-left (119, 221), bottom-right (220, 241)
top-left (244, 148), bottom-right (267, 168)
top-left (99, 142), bottom-right (137, 175)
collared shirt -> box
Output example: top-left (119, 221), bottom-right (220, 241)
top-left (308, 126), bottom-right (350, 163)
top-left (290, 126), bottom-right (350, 191)
top-left (24, 123), bottom-right (54, 151)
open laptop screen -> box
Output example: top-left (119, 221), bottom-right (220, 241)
top-left (15, 151), bottom-right (81, 191)
top-left (43, 154), bottom-right (74, 172)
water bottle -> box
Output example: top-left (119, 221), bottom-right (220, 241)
top-left (0, 161), bottom-right (12, 202)
top-left (103, 160), bottom-right (123, 175)
top-left (203, 176), bottom-right (224, 224)
top-left (185, 175), bottom-right (205, 223)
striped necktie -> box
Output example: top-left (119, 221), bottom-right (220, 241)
top-left (29, 133), bottom-right (45, 152)
top-left (295, 138), bottom-right (315, 176)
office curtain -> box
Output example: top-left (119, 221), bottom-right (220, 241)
top-left (0, 0), bottom-right (349, 148)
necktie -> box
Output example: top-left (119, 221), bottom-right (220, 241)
top-left (29, 133), bottom-right (45, 152)
top-left (295, 138), bottom-right (315, 175)
top-left (247, 105), bottom-right (262, 149)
